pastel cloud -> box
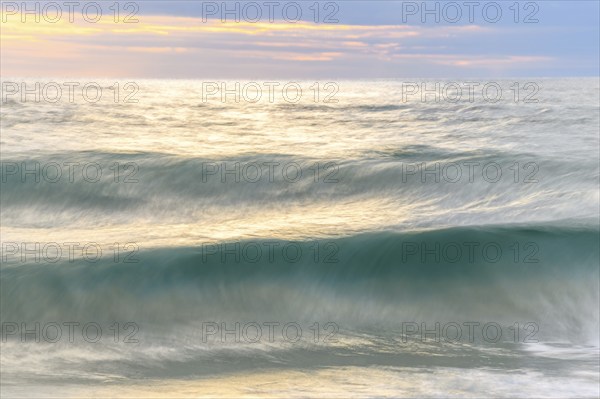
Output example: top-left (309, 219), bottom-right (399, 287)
top-left (0, 15), bottom-right (562, 77)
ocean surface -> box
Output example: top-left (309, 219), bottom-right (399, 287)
top-left (1, 78), bottom-right (599, 398)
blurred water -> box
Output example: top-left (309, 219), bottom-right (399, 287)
top-left (1, 78), bottom-right (599, 397)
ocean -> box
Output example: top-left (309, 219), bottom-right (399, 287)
top-left (1, 78), bottom-right (599, 397)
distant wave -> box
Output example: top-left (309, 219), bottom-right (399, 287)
top-left (1, 149), bottom-right (597, 226)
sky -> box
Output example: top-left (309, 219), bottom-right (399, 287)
top-left (1, 1), bottom-right (599, 78)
